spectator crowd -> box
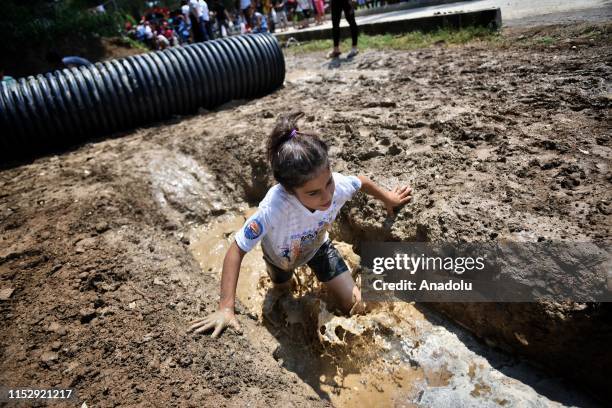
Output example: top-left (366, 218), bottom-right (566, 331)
top-left (125, 0), bottom-right (374, 49)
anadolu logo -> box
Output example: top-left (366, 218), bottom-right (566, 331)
top-left (244, 219), bottom-right (263, 239)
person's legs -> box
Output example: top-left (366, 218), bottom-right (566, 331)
top-left (280, 10), bottom-right (288, 30)
top-left (319, 1), bottom-right (325, 23)
top-left (190, 14), bottom-right (204, 42)
top-left (264, 256), bottom-right (294, 285)
top-left (342, 0), bottom-right (358, 48)
top-left (262, 256), bottom-right (294, 322)
top-left (302, 9), bottom-right (310, 28)
top-left (307, 240), bottom-right (364, 315)
top-left (206, 20), bottom-right (214, 39)
top-left (324, 270), bottom-right (364, 315)
top-left (217, 18), bottom-right (224, 36)
top-left (242, 7), bottom-right (251, 29)
top-left (269, 12), bottom-right (276, 33)
top-left (329, 0), bottom-right (342, 56)
top-left (200, 18), bottom-right (210, 41)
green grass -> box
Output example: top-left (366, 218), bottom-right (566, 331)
top-left (285, 26), bottom-right (500, 54)
top-left (535, 36), bottom-right (555, 45)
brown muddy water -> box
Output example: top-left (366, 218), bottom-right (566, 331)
top-left (189, 210), bottom-right (426, 407)
top-left (189, 209), bottom-right (598, 407)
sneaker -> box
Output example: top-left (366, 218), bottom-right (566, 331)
top-left (327, 49), bottom-right (341, 59)
top-left (347, 48), bottom-right (359, 59)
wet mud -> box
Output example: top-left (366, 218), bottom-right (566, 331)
top-left (189, 212), bottom-right (600, 407)
top-left (1, 23), bottom-right (611, 406)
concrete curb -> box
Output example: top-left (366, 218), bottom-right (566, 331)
top-left (275, 8), bottom-right (502, 43)
top-left (354, 0), bottom-right (478, 18)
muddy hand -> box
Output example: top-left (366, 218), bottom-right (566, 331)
top-left (188, 308), bottom-right (242, 339)
top-left (385, 185), bottom-right (412, 216)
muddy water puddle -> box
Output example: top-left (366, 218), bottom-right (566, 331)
top-left (189, 210), bottom-right (591, 407)
top-left (189, 208), bottom-right (264, 313)
top-left (188, 209), bottom-right (427, 406)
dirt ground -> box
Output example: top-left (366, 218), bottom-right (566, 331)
top-left (1, 23), bottom-right (611, 406)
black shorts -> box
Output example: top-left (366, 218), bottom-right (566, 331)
top-left (264, 239), bottom-right (349, 284)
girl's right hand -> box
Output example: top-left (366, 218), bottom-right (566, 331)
top-left (188, 307), bottom-right (242, 339)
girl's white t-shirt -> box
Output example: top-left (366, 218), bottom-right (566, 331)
top-left (235, 172), bottom-right (362, 270)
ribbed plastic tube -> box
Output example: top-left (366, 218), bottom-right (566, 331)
top-left (0, 33), bottom-right (285, 160)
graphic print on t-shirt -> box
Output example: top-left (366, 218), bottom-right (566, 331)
top-left (244, 218), bottom-right (263, 239)
top-left (279, 218), bottom-right (332, 267)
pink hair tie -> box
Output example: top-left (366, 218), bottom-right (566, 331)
top-left (289, 128), bottom-right (298, 139)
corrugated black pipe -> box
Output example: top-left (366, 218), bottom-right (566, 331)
top-left (0, 33), bottom-right (285, 161)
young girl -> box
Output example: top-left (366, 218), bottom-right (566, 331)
top-left (188, 113), bottom-right (412, 338)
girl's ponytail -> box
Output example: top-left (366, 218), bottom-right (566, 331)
top-left (267, 112), bottom-right (329, 191)
top-left (267, 111), bottom-right (305, 163)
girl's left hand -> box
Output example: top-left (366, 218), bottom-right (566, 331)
top-left (385, 185), bottom-right (412, 216)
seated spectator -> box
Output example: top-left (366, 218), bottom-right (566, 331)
top-left (135, 21), bottom-right (147, 41)
top-left (156, 33), bottom-right (170, 49)
top-left (248, 6), bottom-right (268, 33)
top-left (143, 21), bottom-right (155, 47)
top-left (161, 22), bottom-right (179, 47)
top-left (175, 15), bottom-right (192, 43)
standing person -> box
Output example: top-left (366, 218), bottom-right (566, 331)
top-left (239, 0), bottom-right (252, 21)
top-left (187, 112), bottom-right (412, 338)
top-left (199, 0), bottom-right (213, 40)
top-left (297, 0), bottom-right (312, 28)
top-left (188, 0), bottom-right (205, 42)
top-left (286, 0), bottom-right (297, 28)
top-left (265, 0), bottom-right (275, 33)
top-left (273, 0), bottom-right (289, 32)
top-left (181, 0), bottom-right (190, 20)
top-left (212, 0), bottom-right (232, 37)
top-left (328, 0), bottom-right (358, 58)
top-left (313, 0), bottom-right (324, 24)
top-left (175, 14), bottom-right (191, 43)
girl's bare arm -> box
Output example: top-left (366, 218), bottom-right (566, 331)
top-left (188, 241), bottom-right (245, 338)
top-left (357, 175), bottom-right (412, 216)
top-left (219, 241), bottom-right (246, 310)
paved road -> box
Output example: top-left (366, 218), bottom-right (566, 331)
top-left (282, 0), bottom-right (612, 36)
top-left (360, 0), bottom-right (612, 25)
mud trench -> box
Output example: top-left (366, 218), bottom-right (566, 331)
top-left (188, 207), bottom-right (599, 407)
